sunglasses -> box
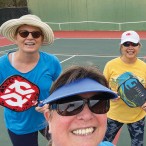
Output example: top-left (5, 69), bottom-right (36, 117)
top-left (122, 42), bottom-right (139, 47)
top-left (18, 30), bottom-right (42, 39)
top-left (49, 94), bottom-right (110, 116)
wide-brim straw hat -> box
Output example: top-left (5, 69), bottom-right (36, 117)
top-left (0, 14), bottom-right (54, 44)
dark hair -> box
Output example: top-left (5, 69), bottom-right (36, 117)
top-left (50, 65), bottom-right (108, 94)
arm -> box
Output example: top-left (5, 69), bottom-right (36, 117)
top-left (103, 63), bottom-right (120, 102)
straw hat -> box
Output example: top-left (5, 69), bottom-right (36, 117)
top-left (0, 14), bottom-right (54, 44)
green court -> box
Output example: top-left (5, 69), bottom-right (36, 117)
top-left (0, 38), bottom-right (146, 146)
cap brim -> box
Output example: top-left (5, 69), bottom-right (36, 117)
top-left (121, 38), bottom-right (139, 44)
top-left (42, 78), bottom-right (118, 105)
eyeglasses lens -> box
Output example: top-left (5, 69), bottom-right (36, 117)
top-left (50, 95), bottom-right (109, 116)
top-left (89, 99), bottom-right (109, 114)
top-left (18, 30), bottom-right (42, 38)
top-left (123, 42), bottom-right (139, 47)
top-left (58, 100), bottom-right (84, 116)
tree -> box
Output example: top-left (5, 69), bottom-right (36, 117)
top-left (0, 0), bottom-right (27, 8)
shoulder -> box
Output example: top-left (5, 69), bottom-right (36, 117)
top-left (0, 54), bottom-right (9, 69)
top-left (40, 51), bottom-right (56, 58)
top-left (104, 57), bottom-right (120, 70)
top-left (137, 58), bottom-right (146, 65)
top-left (105, 57), bottom-right (120, 65)
top-left (39, 51), bottom-right (60, 62)
top-left (98, 141), bottom-right (114, 146)
top-left (0, 54), bottom-right (7, 62)
top-left (39, 52), bottom-right (62, 76)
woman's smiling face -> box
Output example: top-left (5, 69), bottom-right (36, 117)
top-left (14, 25), bottom-right (43, 53)
top-left (120, 42), bottom-right (141, 63)
top-left (45, 92), bottom-right (107, 146)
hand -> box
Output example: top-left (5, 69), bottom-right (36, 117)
top-left (141, 102), bottom-right (146, 111)
top-left (111, 91), bottom-right (120, 102)
top-left (111, 96), bottom-right (120, 102)
top-left (35, 103), bottom-right (49, 113)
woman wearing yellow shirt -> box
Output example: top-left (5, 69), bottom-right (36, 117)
top-left (103, 30), bottom-right (146, 146)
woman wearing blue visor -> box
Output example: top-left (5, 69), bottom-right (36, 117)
top-left (41, 65), bottom-right (118, 146)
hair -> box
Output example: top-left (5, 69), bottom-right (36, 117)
top-left (50, 65), bottom-right (108, 94)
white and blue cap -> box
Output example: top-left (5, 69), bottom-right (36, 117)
top-left (42, 78), bottom-right (118, 105)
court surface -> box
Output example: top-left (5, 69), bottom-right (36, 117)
top-left (0, 31), bottom-right (146, 146)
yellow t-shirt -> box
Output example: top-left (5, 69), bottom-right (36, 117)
top-left (104, 57), bottom-right (146, 123)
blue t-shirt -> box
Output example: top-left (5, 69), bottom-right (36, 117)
top-left (99, 141), bottom-right (114, 146)
top-left (0, 51), bottom-right (62, 134)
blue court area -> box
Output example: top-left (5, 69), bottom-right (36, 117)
top-left (0, 38), bottom-right (146, 146)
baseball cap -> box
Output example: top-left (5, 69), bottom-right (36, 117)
top-left (41, 78), bottom-right (118, 105)
top-left (120, 30), bottom-right (140, 44)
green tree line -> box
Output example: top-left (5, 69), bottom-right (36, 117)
top-left (0, 0), bottom-right (27, 8)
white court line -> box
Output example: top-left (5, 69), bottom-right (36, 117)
top-left (60, 55), bottom-right (76, 63)
top-left (0, 38), bottom-right (59, 48)
top-left (55, 53), bottom-right (118, 58)
top-left (54, 38), bottom-right (146, 40)
top-left (55, 53), bottom-right (145, 59)
top-left (0, 48), bottom-right (17, 54)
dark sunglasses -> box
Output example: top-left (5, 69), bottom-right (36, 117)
top-left (49, 94), bottom-right (110, 116)
top-left (18, 30), bottom-right (42, 39)
top-left (122, 42), bottom-right (139, 47)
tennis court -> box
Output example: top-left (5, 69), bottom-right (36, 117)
top-left (0, 31), bottom-right (146, 145)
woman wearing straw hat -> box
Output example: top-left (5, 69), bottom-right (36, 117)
top-left (0, 14), bottom-right (62, 146)
top-left (42, 65), bottom-right (117, 146)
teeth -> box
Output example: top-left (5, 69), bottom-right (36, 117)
top-left (25, 42), bottom-right (35, 45)
top-left (127, 51), bottom-right (134, 54)
top-left (72, 127), bottom-right (94, 135)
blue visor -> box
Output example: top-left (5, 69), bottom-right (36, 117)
top-left (42, 78), bottom-right (118, 105)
